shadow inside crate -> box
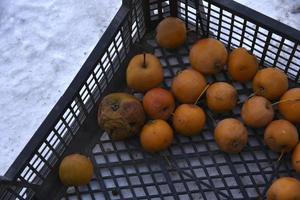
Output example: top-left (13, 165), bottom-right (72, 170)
top-left (61, 31), bottom-right (300, 200)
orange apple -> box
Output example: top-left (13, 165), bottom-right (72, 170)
top-left (172, 104), bottom-right (206, 136)
top-left (171, 68), bottom-right (207, 103)
top-left (143, 88), bottom-right (175, 120)
top-left (126, 53), bottom-right (164, 93)
top-left (189, 38), bottom-right (228, 75)
top-left (156, 17), bottom-right (187, 49)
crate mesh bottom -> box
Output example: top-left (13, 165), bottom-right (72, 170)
top-left (61, 31), bottom-right (299, 200)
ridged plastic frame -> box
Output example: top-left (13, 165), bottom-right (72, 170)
top-left (1, 0), bottom-right (300, 199)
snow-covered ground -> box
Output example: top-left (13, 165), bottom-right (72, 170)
top-left (235, 0), bottom-right (300, 30)
top-left (0, 0), bottom-right (299, 175)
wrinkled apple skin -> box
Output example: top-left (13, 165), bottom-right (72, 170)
top-left (98, 93), bottom-right (145, 140)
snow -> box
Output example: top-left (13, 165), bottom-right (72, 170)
top-left (0, 0), bottom-right (299, 175)
top-left (235, 0), bottom-right (300, 31)
top-left (0, 0), bottom-right (121, 174)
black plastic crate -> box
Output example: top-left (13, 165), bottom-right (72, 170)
top-left (1, 0), bottom-right (300, 199)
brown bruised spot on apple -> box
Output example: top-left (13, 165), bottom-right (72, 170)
top-left (126, 53), bottom-right (164, 93)
top-left (189, 38), bottom-right (228, 75)
top-left (97, 93), bottom-right (146, 140)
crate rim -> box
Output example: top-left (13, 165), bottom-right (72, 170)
top-left (3, 0), bottom-right (300, 193)
top-left (211, 0), bottom-right (300, 43)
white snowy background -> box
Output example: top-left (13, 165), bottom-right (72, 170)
top-left (0, 0), bottom-right (299, 174)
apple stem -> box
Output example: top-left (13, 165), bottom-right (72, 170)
top-left (247, 93), bottom-right (256, 100)
top-left (252, 87), bottom-right (263, 97)
top-left (207, 110), bottom-right (217, 127)
top-left (262, 150), bottom-right (285, 170)
top-left (142, 53), bottom-right (146, 68)
top-left (194, 84), bottom-right (210, 105)
top-left (163, 155), bottom-right (172, 168)
top-left (272, 98), bottom-right (300, 106)
top-left (277, 150), bottom-right (285, 162)
top-left (244, 87), bottom-right (264, 102)
top-left (175, 70), bottom-right (183, 76)
top-left (232, 140), bottom-right (240, 149)
top-left (214, 62), bottom-right (222, 71)
top-left (238, 88), bottom-right (264, 105)
top-left (111, 103), bottom-right (119, 111)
